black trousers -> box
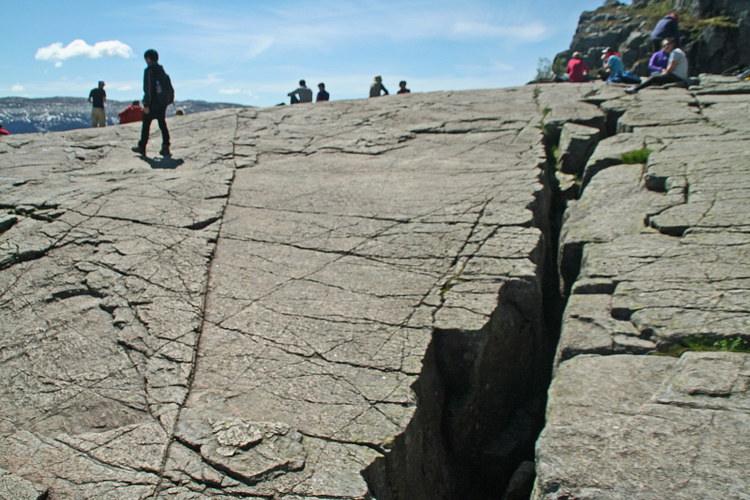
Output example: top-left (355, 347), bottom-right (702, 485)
top-left (633, 72), bottom-right (683, 91)
top-left (139, 106), bottom-right (170, 148)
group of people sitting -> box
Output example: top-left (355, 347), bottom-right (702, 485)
top-left (563, 13), bottom-right (688, 94)
top-left (287, 76), bottom-right (411, 104)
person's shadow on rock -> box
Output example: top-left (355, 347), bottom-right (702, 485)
top-left (139, 155), bottom-right (184, 169)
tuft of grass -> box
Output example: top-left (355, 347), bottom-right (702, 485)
top-left (621, 147), bottom-right (652, 164)
top-left (686, 15), bottom-right (737, 30)
top-left (657, 335), bottom-right (750, 357)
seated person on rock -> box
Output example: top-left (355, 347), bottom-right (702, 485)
top-left (626, 38), bottom-right (687, 94)
top-left (565, 52), bottom-right (590, 82)
top-left (118, 100), bottom-right (144, 124)
top-left (648, 48), bottom-right (669, 75)
top-left (600, 48), bottom-right (623, 82)
top-left (599, 48), bottom-right (641, 84)
top-left (288, 80), bottom-right (313, 104)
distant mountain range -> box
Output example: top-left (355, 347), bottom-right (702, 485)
top-left (0, 97), bottom-right (247, 134)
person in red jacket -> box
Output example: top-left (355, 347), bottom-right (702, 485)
top-left (0, 123), bottom-right (9, 135)
top-left (118, 100), bottom-right (144, 124)
top-left (566, 52), bottom-right (590, 82)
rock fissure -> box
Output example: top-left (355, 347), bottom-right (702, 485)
top-left (2, 79), bottom-right (749, 499)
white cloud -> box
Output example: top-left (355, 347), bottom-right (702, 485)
top-left (451, 21), bottom-right (548, 42)
top-left (35, 40), bottom-right (134, 65)
top-left (247, 36), bottom-right (275, 58)
top-left (11, 84), bottom-right (25, 92)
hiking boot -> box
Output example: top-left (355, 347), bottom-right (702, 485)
top-left (131, 144), bottom-right (146, 155)
top-left (625, 87), bottom-right (638, 94)
top-left (159, 147), bottom-right (171, 157)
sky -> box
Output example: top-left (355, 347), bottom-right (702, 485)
top-left (2, 0), bottom-right (622, 108)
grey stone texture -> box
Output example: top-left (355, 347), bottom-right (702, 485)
top-left (534, 77), bottom-right (750, 499)
top-left (0, 87), bottom-right (556, 499)
top-left (1, 75), bottom-right (749, 499)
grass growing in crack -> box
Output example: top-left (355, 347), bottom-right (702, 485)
top-left (657, 335), bottom-right (750, 357)
top-left (621, 147), bottom-right (651, 164)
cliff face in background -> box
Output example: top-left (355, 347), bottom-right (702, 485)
top-left (554, 0), bottom-right (750, 77)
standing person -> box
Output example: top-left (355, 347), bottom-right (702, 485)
top-left (0, 123), bottom-right (10, 135)
top-left (651, 13), bottom-right (680, 51)
top-left (397, 80), bottom-right (411, 94)
top-left (288, 80), bottom-right (313, 104)
top-left (565, 52), bottom-right (589, 82)
top-left (626, 38), bottom-right (688, 94)
top-left (118, 100), bottom-right (144, 124)
top-left (316, 83), bottom-right (330, 102)
top-left (132, 49), bottom-right (171, 157)
top-left (88, 81), bottom-right (107, 128)
top-left (369, 76), bottom-right (388, 97)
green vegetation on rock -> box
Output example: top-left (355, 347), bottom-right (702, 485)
top-left (658, 336), bottom-right (750, 357)
top-left (621, 148), bottom-right (651, 164)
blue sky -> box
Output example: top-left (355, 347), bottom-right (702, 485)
top-left (2, 0), bottom-right (618, 108)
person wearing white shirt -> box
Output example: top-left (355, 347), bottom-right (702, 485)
top-left (626, 38), bottom-right (688, 93)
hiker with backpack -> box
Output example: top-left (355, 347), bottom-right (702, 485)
top-left (132, 49), bottom-right (174, 157)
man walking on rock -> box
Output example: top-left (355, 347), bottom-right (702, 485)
top-left (132, 49), bottom-right (171, 157)
top-left (88, 81), bottom-right (107, 127)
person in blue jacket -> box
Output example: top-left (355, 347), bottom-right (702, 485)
top-left (651, 13), bottom-right (680, 51)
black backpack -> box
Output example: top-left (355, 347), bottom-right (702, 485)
top-left (155, 67), bottom-right (175, 106)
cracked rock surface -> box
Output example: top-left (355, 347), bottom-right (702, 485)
top-left (0, 88), bottom-right (559, 499)
top-left (2, 77), bottom-right (748, 499)
top-left (534, 76), bottom-right (750, 499)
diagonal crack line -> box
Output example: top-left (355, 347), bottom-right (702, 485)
top-left (150, 113), bottom-right (244, 497)
top-left (434, 198), bottom-right (494, 309)
top-left (298, 430), bottom-right (387, 456)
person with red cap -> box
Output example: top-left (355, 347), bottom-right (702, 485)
top-left (651, 13), bottom-right (680, 51)
top-left (88, 80), bottom-right (107, 128)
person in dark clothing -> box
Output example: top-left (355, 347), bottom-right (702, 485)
top-left (132, 49), bottom-right (171, 156)
top-left (397, 81), bottom-right (411, 94)
top-left (651, 13), bottom-right (680, 51)
top-left (316, 83), bottom-right (330, 102)
top-left (88, 81), bottom-right (107, 127)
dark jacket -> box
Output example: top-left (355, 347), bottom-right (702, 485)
top-left (88, 87), bottom-right (106, 108)
top-left (651, 15), bottom-right (680, 45)
top-left (143, 62), bottom-right (166, 109)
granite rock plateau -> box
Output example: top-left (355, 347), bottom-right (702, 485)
top-left (0, 76), bottom-right (749, 499)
